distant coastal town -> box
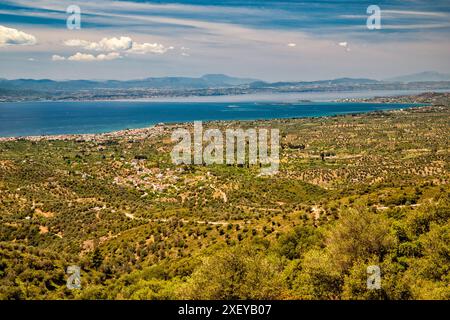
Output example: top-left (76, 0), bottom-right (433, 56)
top-left (335, 91), bottom-right (450, 104)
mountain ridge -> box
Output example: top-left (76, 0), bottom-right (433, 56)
top-left (1, 72), bottom-right (450, 94)
top-left (0, 74), bottom-right (382, 91)
top-left (385, 71), bottom-right (450, 83)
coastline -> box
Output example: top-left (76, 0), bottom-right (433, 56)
top-left (0, 103), bottom-right (434, 142)
top-left (0, 124), bottom-right (169, 142)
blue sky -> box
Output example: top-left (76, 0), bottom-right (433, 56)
top-left (0, 0), bottom-right (449, 81)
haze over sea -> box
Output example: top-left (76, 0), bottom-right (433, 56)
top-left (0, 91), bottom-right (426, 138)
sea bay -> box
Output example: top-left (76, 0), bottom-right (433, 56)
top-left (0, 98), bottom-right (422, 137)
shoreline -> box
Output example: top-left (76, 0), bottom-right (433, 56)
top-left (0, 124), bottom-right (170, 142)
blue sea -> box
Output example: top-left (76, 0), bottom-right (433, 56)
top-left (0, 99), bottom-right (421, 137)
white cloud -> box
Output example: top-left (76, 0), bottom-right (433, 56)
top-left (27, 58), bottom-right (35, 61)
top-left (338, 41), bottom-right (350, 52)
top-left (52, 52), bottom-right (121, 62)
top-left (64, 36), bottom-right (171, 55)
top-left (0, 25), bottom-right (36, 46)
top-left (63, 39), bottom-right (91, 48)
top-left (128, 42), bottom-right (173, 54)
top-left (67, 52), bottom-right (121, 61)
top-left (64, 37), bottom-right (132, 51)
top-left (287, 43), bottom-right (296, 47)
top-left (52, 54), bottom-right (66, 61)
top-left (180, 46), bottom-right (190, 56)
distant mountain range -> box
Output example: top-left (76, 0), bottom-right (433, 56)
top-left (1, 72), bottom-right (450, 103)
top-left (0, 74), bottom-right (259, 91)
top-left (248, 77), bottom-right (379, 89)
top-left (0, 75), bottom-right (389, 92)
top-left (385, 71), bottom-right (450, 83)
top-left (1, 72), bottom-right (450, 92)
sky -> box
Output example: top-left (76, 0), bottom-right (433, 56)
top-left (0, 0), bottom-right (449, 81)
